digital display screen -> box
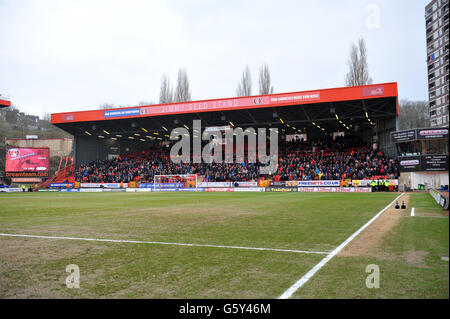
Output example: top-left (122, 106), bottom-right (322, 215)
top-left (5, 147), bottom-right (50, 177)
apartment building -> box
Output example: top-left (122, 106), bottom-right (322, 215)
top-left (426, 0), bottom-right (449, 127)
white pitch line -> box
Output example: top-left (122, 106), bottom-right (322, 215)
top-left (411, 207), bottom-right (415, 217)
top-left (278, 193), bottom-right (404, 299)
top-left (0, 233), bottom-right (330, 255)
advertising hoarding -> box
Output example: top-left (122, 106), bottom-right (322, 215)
top-left (5, 147), bottom-right (50, 177)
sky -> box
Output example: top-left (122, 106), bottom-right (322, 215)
top-left (0, 0), bottom-right (431, 118)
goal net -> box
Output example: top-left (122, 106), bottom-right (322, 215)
top-left (153, 174), bottom-right (198, 190)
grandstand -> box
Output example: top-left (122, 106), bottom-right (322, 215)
top-left (49, 83), bottom-right (400, 187)
top-left (71, 136), bottom-right (399, 185)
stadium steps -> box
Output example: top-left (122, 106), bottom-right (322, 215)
top-left (34, 164), bottom-right (75, 191)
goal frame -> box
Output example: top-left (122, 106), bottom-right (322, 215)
top-left (153, 174), bottom-right (198, 191)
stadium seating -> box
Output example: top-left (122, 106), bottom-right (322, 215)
top-left (72, 136), bottom-right (399, 184)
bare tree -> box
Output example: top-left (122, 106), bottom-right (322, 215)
top-left (258, 64), bottom-right (274, 95)
top-left (137, 101), bottom-right (155, 106)
top-left (345, 37), bottom-right (373, 87)
top-left (174, 69), bottom-right (192, 102)
top-left (98, 103), bottom-right (115, 110)
top-left (42, 113), bottom-right (51, 122)
top-left (236, 65), bottom-right (252, 97)
top-left (398, 100), bottom-right (430, 130)
top-left (159, 74), bottom-right (174, 104)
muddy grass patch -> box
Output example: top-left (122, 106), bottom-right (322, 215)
top-left (402, 250), bottom-right (430, 268)
top-left (340, 193), bottom-right (410, 258)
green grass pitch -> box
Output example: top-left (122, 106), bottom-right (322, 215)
top-left (0, 191), bottom-right (448, 298)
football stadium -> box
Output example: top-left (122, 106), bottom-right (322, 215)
top-left (0, 82), bottom-right (448, 300)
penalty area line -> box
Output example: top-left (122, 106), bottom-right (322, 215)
top-left (0, 233), bottom-right (330, 255)
top-left (278, 193), bottom-right (405, 299)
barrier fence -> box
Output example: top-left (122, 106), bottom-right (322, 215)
top-left (29, 186), bottom-right (374, 193)
top-left (2, 179), bottom-right (399, 193)
top-left (429, 189), bottom-right (449, 210)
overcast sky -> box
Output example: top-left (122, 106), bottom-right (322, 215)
top-left (0, 0), bottom-right (430, 118)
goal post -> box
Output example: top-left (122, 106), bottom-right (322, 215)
top-left (153, 174), bottom-right (198, 191)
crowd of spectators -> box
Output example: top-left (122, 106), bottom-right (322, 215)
top-left (73, 136), bottom-right (399, 184)
top-left (74, 145), bottom-right (261, 183)
top-left (275, 136), bottom-right (399, 181)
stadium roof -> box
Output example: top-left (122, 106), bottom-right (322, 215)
top-left (51, 82), bottom-right (398, 138)
top-left (0, 97), bottom-right (11, 108)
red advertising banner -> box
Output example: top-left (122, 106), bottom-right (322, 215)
top-left (205, 188), bottom-right (235, 192)
top-left (11, 178), bottom-right (43, 183)
top-left (362, 85), bottom-right (385, 97)
top-left (5, 147), bottom-right (50, 177)
top-left (269, 91), bottom-right (320, 104)
top-left (141, 96), bottom-right (272, 116)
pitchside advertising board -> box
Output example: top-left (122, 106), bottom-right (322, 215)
top-left (416, 128), bottom-right (448, 140)
top-left (298, 187), bottom-right (371, 193)
top-left (391, 128), bottom-right (449, 142)
top-left (266, 187), bottom-right (298, 192)
top-left (5, 147), bottom-right (50, 177)
top-left (198, 182), bottom-right (232, 188)
top-left (399, 156), bottom-right (423, 172)
top-left (48, 180), bottom-right (397, 191)
top-left (391, 129), bottom-right (417, 143)
top-left (429, 189), bottom-right (449, 210)
top-left (423, 155), bottom-right (449, 171)
top-left (50, 183), bottom-right (74, 188)
top-left (139, 183), bottom-right (185, 188)
top-left (0, 188), bottom-right (23, 193)
top-left (270, 180), bottom-right (341, 187)
top-left (399, 156), bottom-right (449, 172)
top-left (80, 183), bottom-right (128, 188)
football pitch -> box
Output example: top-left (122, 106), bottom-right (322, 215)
top-left (0, 191), bottom-right (448, 298)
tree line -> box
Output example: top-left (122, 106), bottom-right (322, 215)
top-left (91, 37), bottom-right (430, 129)
top-left (344, 37), bottom-right (429, 129)
top-left (98, 63), bottom-right (275, 110)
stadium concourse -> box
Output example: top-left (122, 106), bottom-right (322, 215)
top-left (32, 82), bottom-right (401, 192)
